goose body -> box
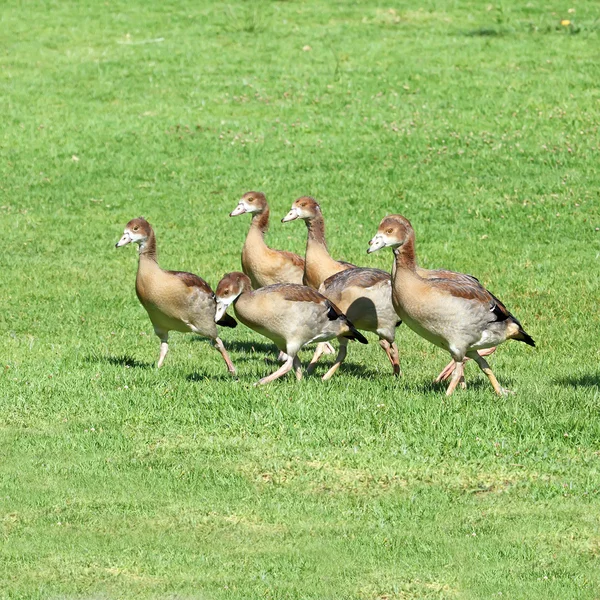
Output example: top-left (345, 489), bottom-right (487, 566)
top-left (116, 218), bottom-right (236, 373)
top-left (231, 192), bottom-right (304, 288)
top-left (282, 196), bottom-right (354, 289)
top-left (368, 214), bottom-right (534, 395)
top-left (215, 272), bottom-right (367, 384)
top-left (283, 196), bottom-right (402, 377)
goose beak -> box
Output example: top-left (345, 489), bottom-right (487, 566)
top-left (367, 234), bottom-right (385, 254)
top-left (229, 202), bottom-right (247, 217)
top-left (281, 208), bottom-right (299, 223)
top-left (115, 232), bottom-right (132, 248)
top-left (215, 298), bottom-right (233, 322)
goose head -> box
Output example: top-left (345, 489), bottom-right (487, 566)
top-left (281, 196), bottom-right (321, 223)
top-left (368, 214), bottom-right (414, 253)
top-left (214, 272), bottom-right (252, 321)
top-left (230, 191), bottom-right (267, 217)
top-left (116, 217), bottom-right (153, 249)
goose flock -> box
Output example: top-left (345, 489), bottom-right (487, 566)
top-left (116, 193), bottom-right (534, 395)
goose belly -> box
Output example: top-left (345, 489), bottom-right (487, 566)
top-left (392, 293), bottom-right (488, 355)
top-left (234, 299), bottom-right (336, 351)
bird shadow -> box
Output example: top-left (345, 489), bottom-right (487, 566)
top-left (415, 374), bottom-right (515, 395)
top-left (186, 372), bottom-right (239, 383)
top-left (555, 374), bottom-right (600, 389)
top-left (216, 339), bottom-right (293, 365)
top-left (307, 360), bottom-right (382, 379)
top-left (221, 339), bottom-right (279, 355)
top-left (85, 354), bottom-right (153, 369)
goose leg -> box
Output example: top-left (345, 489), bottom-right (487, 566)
top-left (445, 360), bottom-right (465, 396)
top-left (322, 342), bottom-right (335, 355)
top-left (389, 342), bottom-right (401, 376)
top-left (307, 343), bottom-right (328, 374)
top-left (322, 338), bottom-right (348, 381)
top-left (435, 359), bottom-right (456, 383)
top-left (478, 346), bottom-right (497, 358)
top-left (435, 346), bottom-right (497, 383)
top-left (255, 355), bottom-right (294, 386)
top-left (293, 356), bottom-right (302, 381)
top-left (156, 331), bottom-right (169, 368)
top-left (213, 337), bottom-right (236, 375)
top-left (379, 339), bottom-right (401, 376)
top-left (467, 351), bottom-right (513, 396)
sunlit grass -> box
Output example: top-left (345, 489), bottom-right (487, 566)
top-left (1, 0), bottom-right (599, 598)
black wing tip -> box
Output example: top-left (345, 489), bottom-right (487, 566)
top-left (217, 314), bottom-right (238, 328)
top-left (352, 330), bottom-right (369, 345)
top-left (518, 329), bottom-right (535, 347)
top-left (344, 321), bottom-right (368, 344)
top-left (324, 299), bottom-right (368, 344)
top-left (325, 300), bottom-right (341, 321)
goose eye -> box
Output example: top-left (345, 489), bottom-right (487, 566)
top-left (301, 203), bottom-right (306, 207)
top-left (223, 289), bottom-right (229, 295)
top-left (247, 198), bottom-right (254, 203)
top-left (133, 226), bottom-right (139, 231)
top-left (386, 229), bottom-right (393, 234)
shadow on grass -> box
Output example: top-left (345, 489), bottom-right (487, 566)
top-left (85, 354), bottom-right (153, 369)
top-left (305, 359), bottom-right (382, 380)
top-left (555, 374), bottom-right (600, 389)
top-left (186, 372), bottom-right (239, 383)
top-left (415, 375), bottom-right (515, 395)
top-left (191, 338), bottom-right (279, 362)
top-left (219, 339), bottom-right (278, 355)
top-left (463, 27), bottom-right (509, 37)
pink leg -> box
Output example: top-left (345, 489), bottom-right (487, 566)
top-left (379, 339), bottom-right (401, 377)
top-left (435, 347), bottom-right (497, 382)
top-left (156, 331), bottom-right (169, 368)
top-left (255, 355), bottom-right (294, 386)
top-left (445, 360), bottom-right (465, 396)
top-left (322, 339), bottom-right (348, 381)
top-left (293, 356), bottom-right (302, 381)
top-left (478, 347), bottom-right (496, 358)
top-left (213, 337), bottom-right (236, 375)
top-left (307, 343), bottom-right (327, 374)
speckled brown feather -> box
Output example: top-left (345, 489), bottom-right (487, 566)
top-left (167, 271), bottom-right (214, 295)
top-left (322, 267), bottom-right (389, 294)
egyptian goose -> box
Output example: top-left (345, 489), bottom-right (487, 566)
top-left (214, 272), bottom-right (367, 385)
top-left (368, 215), bottom-right (535, 396)
top-left (281, 196), bottom-right (455, 380)
top-left (281, 196), bottom-right (354, 289)
top-left (230, 191), bottom-right (305, 288)
top-left (281, 196), bottom-right (398, 378)
top-left (115, 218), bottom-right (236, 374)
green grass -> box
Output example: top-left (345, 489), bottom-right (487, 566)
top-left (1, 0), bottom-right (600, 598)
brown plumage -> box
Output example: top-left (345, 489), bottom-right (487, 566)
top-left (281, 196), bottom-right (355, 289)
top-left (322, 267), bottom-right (390, 293)
top-left (230, 191), bottom-right (305, 288)
top-left (115, 217), bottom-right (236, 373)
top-left (368, 214), bottom-right (534, 396)
top-left (311, 266), bottom-right (401, 379)
top-left (214, 272), bottom-right (367, 385)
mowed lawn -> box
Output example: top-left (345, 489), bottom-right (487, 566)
top-left (1, 0), bottom-right (600, 598)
